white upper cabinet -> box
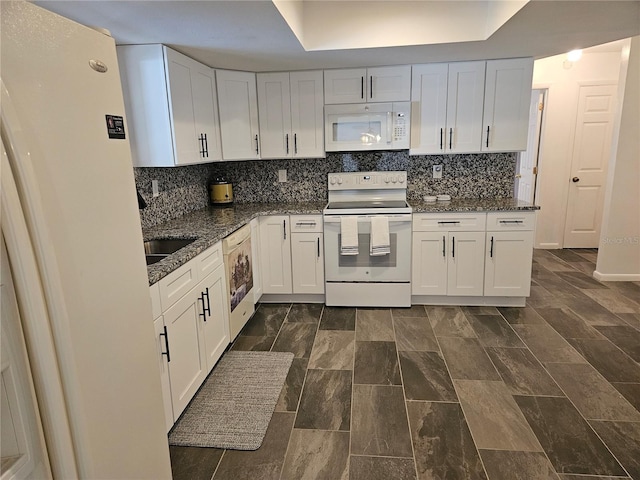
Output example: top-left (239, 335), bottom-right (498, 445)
top-left (216, 69), bottom-right (260, 160)
top-left (446, 61), bottom-right (486, 154)
top-left (257, 71), bottom-right (324, 159)
top-left (482, 58), bottom-right (534, 152)
top-left (117, 45), bottom-right (222, 166)
top-left (410, 61), bottom-right (485, 154)
top-left (410, 63), bottom-right (449, 154)
top-left (324, 66), bottom-right (411, 104)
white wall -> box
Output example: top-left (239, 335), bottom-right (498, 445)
top-left (595, 37), bottom-right (640, 280)
top-left (532, 50), bottom-right (622, 248)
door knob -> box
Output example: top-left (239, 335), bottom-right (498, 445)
top-left (572, 177), bottom-right (580, 182)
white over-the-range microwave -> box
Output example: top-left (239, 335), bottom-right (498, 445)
top-left (324, 102), bottom-right (410, 152)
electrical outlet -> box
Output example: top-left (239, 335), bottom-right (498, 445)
top-left (278, 169), bottom-right (287, 183)
top-left (152, 179), bottom-right (159, 197)
top-left (433, 165), bottom-right (443, 179)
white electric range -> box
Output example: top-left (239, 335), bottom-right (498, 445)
top-left (323, 171), bottom-right (412, 307)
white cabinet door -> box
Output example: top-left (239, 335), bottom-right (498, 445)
top-left (290, 70), bottom-right (324, 158)
top-left (250, 218), bottom-right (263, 303)
top-left (191, 63), bottom-right (222, 161)
top-left (200, 263), bottom-right (230, 372)
top-left (257, 72), bottom-right (291, 159)
top-left (368, 65), bottom-right (411, 102)
top-left (117, 45), bottom-right (221, 167)
top-left (410, 63), bottom-right (449, 154)
top-left (291, 232), bottom-right (324, 294)
top-left (446, 61), bottom-right (485, 154)
top-left (153, 316), bottom-right (174, 432)
top-left (324, 66), bottom-right (411, 104)
top-left (447, 231), bottom-right (485, 296)
top-left (482, 58), bottom-right (534, 152)
top-left (259, 216), bottom-right (292, 294)
top-left (165, 48), bottom-right (200, 165)
top-left (163, 288), bottom-right (207, 418)
top-left (484, 231), bottom-right (534, 297)
top-left (324, 68), bottom-right (367, 104)
top-left (412, 231), bottom-right (448, 295)
top-left (257, 71), bottom-right (324, 159)
top-left (216, 69), bottom-right (260, 160)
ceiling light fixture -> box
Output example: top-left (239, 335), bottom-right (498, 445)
top-left (567, 49), bottom-right (583, 62)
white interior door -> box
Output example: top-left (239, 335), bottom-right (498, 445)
top-left (516, 89), bottom-right (545, 203)
top-left (563, 84), bottom-right (617, 248)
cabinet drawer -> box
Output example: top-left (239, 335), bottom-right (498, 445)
top-left (486, 212), bottom-right (535, 231)
top-left (158, 258), bottom-right (199, 311)
top-left (290, 215), bottom-right (323, 233)
top-left (150, 283), bottom-right (162, 320)
top-left (198, 241), bottom-right (223, 278)
top-left (413, 213), bottom-right (486, 232)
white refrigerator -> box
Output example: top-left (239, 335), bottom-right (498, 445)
top-left (1, 2), bottom-right (172, 478)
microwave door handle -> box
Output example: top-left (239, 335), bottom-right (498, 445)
top-left (387, 111), bottom-right (392, 144)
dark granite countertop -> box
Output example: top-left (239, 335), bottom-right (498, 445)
top-left (144, 202), bottom-right (326, 285)
top-left (144, 198), bottom-right (538, 285)
top-left (410, 197), bottom-right (540, 213)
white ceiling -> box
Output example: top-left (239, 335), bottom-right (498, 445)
top-left (34, 0), bottom-right (640, 72)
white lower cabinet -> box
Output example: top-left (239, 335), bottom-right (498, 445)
top-left (412, 212), bottom-right (535, 303)
top-left (484, 212), bottom-right (535, 296)
top-left (291, 216), bottom-right (324, 294)
top-left (259, 216), bottom-right (292, 294)
top-left (259, 215), bottom-right (324, 295)
top-left (412, 228), bottom-right (484, 296)
top-left (163, 286), bottom-right (207, 418)
top-left (150, 241), bottom-right (230, 426)
top-left (200, 263), bottom-right (230, 372)
top-left (447, 231), bottom-right (486, 296)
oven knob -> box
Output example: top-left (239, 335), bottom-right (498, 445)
top-left (384, 176), bottom-right (390, 183)
top-left (337, 177), bottom-right (343, 184)
top-left (330, 176), bottom-right (336, 185)
top-left (399, 175), bottom-right (405, 184)
top-left (391, 176), bottom-right (397, 183)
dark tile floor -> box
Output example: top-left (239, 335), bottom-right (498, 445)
top-left (170, 248), bottom-right (640, 480)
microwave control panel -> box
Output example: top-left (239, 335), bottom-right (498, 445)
top-left (393, 112), bottom-right (407, 142)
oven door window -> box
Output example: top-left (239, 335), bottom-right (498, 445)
top-left (324, 217), bottom-right (411, 283)
top-left (338, 233), bottom-right (397, 267)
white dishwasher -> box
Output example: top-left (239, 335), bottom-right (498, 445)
top-left (223, 224), bottom-right (254, 340)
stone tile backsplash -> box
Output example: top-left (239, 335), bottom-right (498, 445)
top-left (135, 151), bottom-right (516, 228)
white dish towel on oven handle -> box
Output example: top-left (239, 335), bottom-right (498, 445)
top-left (340, 216), bottom-right (359, 255)
top-left (370, 216), bottom-right (390, 256)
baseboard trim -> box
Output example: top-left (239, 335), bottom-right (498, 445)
top-left (259, 293), bottom-right (325, 304)
top-left (593, 271), bottom-right (640, 282)
top-left (411, 295), bottom-right (526, 307)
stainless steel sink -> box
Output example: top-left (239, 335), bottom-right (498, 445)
top-left (144, 238), bottom-right (196, 265)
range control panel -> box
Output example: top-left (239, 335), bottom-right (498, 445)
top-left (328, 171), bottom-right (407, 190)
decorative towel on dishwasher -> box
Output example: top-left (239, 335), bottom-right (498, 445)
top-left (370, 216), bottom-right (390, 256)
top-left (340, 216), bottom-right (359, 255)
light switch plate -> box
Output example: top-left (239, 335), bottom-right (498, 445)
top-left (433, 165), bottom-right (443, 179)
